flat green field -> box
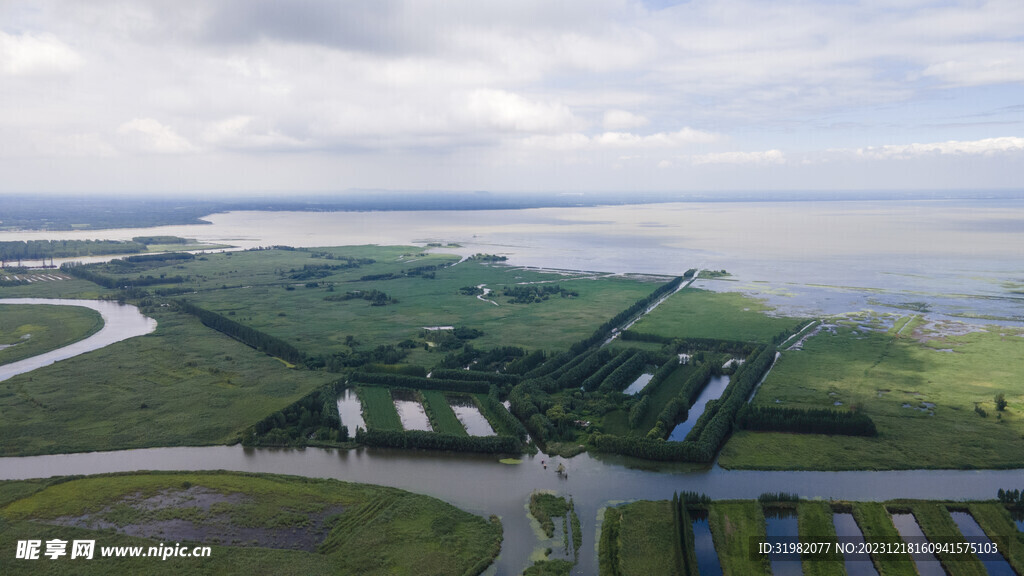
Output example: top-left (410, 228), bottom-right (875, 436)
top-left (358, 386), bottom-right (403, 431)
top-left (93, 246), bottom-right (664, 356)
top-left (0, 304), bottom-right (103, 366)
top-left (0, 277), bottom-right (110, 300)
top-left (0, 307), bottom-right (330, 456)
top-left (612, 500), bottom-right (678, 576)
top-left (0, 471), bottom-right (501, 576)
top-left (708, 501), bottom-right (770, 575)
top-left (629, 287), bottom-right (804, 343)
top-left (719, 316), bottom-right (1024, 469)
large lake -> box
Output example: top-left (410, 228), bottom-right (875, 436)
top-left (3, 199), bottom-right (1023, 319)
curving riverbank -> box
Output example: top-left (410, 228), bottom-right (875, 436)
top-left (0, 298), bottom-right (156, 383)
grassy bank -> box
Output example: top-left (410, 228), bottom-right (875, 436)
top-left (629, 288), bottom-right (803, 344)
top-left (720, 316), bottom-right (1024, 470)
top-left (0, 304), bottom-right (103, 366)
top-left (0, 471), bottom-right (502, 576)
top-left (0, 307), bottom-right (330, 456)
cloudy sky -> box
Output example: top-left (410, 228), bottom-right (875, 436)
top-left (1, 0), bottom-right (1022, 195)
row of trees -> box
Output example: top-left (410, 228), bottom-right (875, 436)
top-left (177, 300), bottom-right (307, 365)
top-left (582, 351), bottom-right (631, 391)
top-left (1, 239), bottom-right (146, 260)
top-left (554, 349), bottom-right (613, 389)
top-left (735, 404), bottom-right (878, 436)
top-left (324, 289), bottom-right (397, 306)
top-left (598, 350), bottom-right (647, 392)
top-left (671, 493), bottom-right (700, 576)
top-left (350, 372), bottom-right (491, 394)
top-left (645, 362), bottom-right (714, 440)
top-left (355, 428), bottom-right (521, 454)
top-left (430, 368), bottom-right (520, 386)
top-left (124, 252), bottom-right (195, 263)
top-left (479, 386), bottom-right (528, 440)
top-left (244, 382), bottom-right (347, 446)
top-left (567, 276), bottom-right (683, 356)
top-left (63, 263), bottom-right (187, 289)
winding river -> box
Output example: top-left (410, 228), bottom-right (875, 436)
top-left (1, 299), bottom-right (1022, 574)
top-left (0, 298), bottom-right (156, 382)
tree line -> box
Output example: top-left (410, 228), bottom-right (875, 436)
top-left (63, 263), bottom-right (187, 289)
top-left (598, 350), bottom-right (647, 392)
top-left (1, 239), bottom-right (146, 260)
top-left (244, 381), bottom-right (347, 447)
top-left (177, 300), bottom-right (307, 365)
top-left (735, 404), bottom-right (878, 436)
top-left (671, 493), bottom-right (700, 576)
top-left (350, 372), bottom-right (491, 394)
top-left (430, 368), bottom-right (520, 387)
top-left (646, 362), bottom-right (714, 440)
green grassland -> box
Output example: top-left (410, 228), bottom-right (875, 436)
top-left (0, 304), bottom-right (103, 366)
top-left (92, 246), bottom-right (663, 356)
top-left (421, 390), bottom-right (468, 436)
top-left (707, 501), bottom-right (771, 575)
top-left (0, 307), bottom-right (330, 456)
top-left (850, 502), bottom-right (917, 576)
top-left (719, 317), bottom-right (1024, 469)
top-left (357, 386), bottom-right (403, 431)
top-left (0, 471), bottom-right (501, 576)
top-left (797, 501), bottom-right (845, 576)
top-left (629, 287), bottom-right (804, 344)
top-left (609, 499), bottom-right (679, 576)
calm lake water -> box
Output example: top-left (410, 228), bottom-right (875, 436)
top-left (668, 375), bottom-right (730, 441)
top-left (3, 199), bottom-right (1023, 320)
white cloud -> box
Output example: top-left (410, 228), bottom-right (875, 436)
top-left (689, 149), bottom-right (786, 165)
top-left (465, 89), bottom-right (580, 133)
top-left (855, 137), bottom-right (1024, 159)
top-left (0, 32), bottom-right (82, 75)
top-left (522, 127), bottom-right (719, 151)
top-left (603, 109), bottom-right (649, 130)
top-left (116, 118), bottom-right (198, 154)
top-left (202, 116), bottom-right (305, 150)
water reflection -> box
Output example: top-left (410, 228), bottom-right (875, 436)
top-left (832, 512), bottom-right (879, 576)
top-left (690, 510), bottom-right (722, 576)
top-left (335, 388), bottom-right (365, 433)
top-left (448, 395), bottom-right (495, 436)
top-left (890, 512), bottom-right (943, 576)
top-left (764, 507), bottom-right (802, 576)
top-left (392, 389), bottom-right (432, 432)
top-left (668, 375), bottom-right (730, 441)
top-left (948, 511), bottom-right (1015, 576)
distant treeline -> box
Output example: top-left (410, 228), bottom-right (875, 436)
top-left (131, 236), bottom-right (189, 245)
top-left (736, 404), bottom-right (877, 436)
top-left (285, 258), bottom-right (374, 280)
top-left (356, 428), bottom-right (521, 454)
top-left (62, 263), bottom-right (187, 289)
top-left (124, 252), bottom-right (195, 263)
top-left (355, 263), bottom-right (450, 282)
top-left (502, 284), bottom-right (578, 304)
top-left (177, 300), bottom-right (307, 365)
top-left (1, 239), bottom-right (146, 260)
top-left (324, 289), bottom-right (397, 306)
